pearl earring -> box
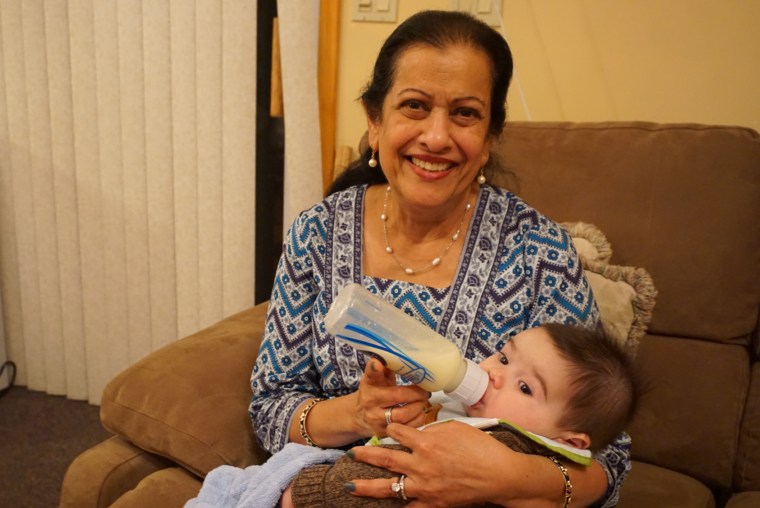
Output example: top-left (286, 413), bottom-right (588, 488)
top-left (368, 150), bottom-right (378, 168)
top-left (477, 167), bottom-right (486, 185)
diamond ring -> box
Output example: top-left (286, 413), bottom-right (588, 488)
top-left (391, 474), bottom-right (407, 500)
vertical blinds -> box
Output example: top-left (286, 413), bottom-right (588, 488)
top-left (0, 0), bottom-right (256, 403)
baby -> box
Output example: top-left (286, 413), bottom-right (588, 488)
top-left (284, 322), bottom-right (640, 507)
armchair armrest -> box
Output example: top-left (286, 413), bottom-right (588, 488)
top-left (100, 302), bottom-right (271, 477)
top-left (61, 436), bottom-right (174, 508)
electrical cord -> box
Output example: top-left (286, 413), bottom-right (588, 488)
top-left (0, 360), bottom-right (16, 398)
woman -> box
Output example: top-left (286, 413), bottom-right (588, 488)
top-left (250, 10), bottom-right (630, 507)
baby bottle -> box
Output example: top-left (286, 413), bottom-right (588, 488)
top-left (324, 283), bottom-right (488, 406)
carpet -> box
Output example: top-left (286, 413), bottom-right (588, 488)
top-left (0, 386), bottom-right (113, 507)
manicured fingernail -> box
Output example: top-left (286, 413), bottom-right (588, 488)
top-left (346, 449), bottom-right (356, 460)
top-left (344, 482), bottom-right (356, 492)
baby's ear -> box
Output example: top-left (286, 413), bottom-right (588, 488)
top-left (555, 431), bottom-right (591, 450)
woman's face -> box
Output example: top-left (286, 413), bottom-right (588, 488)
top-left (366, 43), bottom-right (493, 211)
top-left (466, 327), bottom-right (585, 446)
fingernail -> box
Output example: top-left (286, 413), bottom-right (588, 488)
top-left (344, 482), bottom-right (356, 492)
top-left (346, 449), bottom-right (356, 460)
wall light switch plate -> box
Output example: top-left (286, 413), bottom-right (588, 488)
top-left (449, 0), bottom-right (503, 27)
top-left (352, 0), bottom-right (397, 23)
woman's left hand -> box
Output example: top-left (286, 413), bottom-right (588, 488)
top-left (346, 420), bottom-right (517, 507)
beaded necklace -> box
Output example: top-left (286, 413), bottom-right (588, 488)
top-left (380, 185), bottom-right (471, 275)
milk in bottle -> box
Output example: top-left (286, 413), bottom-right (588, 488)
top-left (324, 283), bottom-right (488, 406)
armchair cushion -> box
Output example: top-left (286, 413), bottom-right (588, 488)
top-left (498, 122), bottom-right (760, 342)
top-left (109, 467), bottom-right (202, 508)
top-left (628, 334), bottom-right (750, 489)
top-left (735, 363), bottom-right (760, 491)
top-left (60, 436), bottom-right (174, 508)
top-left (100, 303), bottom-right (271, 478)
top-left (618, 461), bottom-right (716, 508)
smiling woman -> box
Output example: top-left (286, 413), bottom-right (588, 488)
top-left (363, 43), bottom-right (491, 276)
top-left (248, 9), bottom-right (626, 508)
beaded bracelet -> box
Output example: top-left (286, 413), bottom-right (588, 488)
top-left (548, 456), bottom-right (573, 508)
top-left (298, 398), bottom-right (325, 447)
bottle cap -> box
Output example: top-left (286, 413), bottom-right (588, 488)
top-left (444, 359), bottom-right (488, 406)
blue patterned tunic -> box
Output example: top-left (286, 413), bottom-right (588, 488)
top-left (250, 184), bottom-right (630, 506)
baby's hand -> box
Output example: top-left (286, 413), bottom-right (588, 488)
top-left (280, 484), bottom-right (294, 508)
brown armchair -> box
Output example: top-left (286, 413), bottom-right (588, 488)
top-left (62, 122), bottom-right (760, 507)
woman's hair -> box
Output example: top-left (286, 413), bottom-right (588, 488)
top-left (541, 323), bottom-right (641, 452)
top-left (327, 10), bottom-right (514, 196)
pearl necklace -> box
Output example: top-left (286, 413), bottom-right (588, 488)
top-left (381, 185), bottom-right (471, 275)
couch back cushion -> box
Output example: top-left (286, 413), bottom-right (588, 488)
top-left (735, 362), bottom-right (760, 491)
top-left (629, 334), bottom-right (750, 489)
top-left (496, 122), bottom-right (760, 343)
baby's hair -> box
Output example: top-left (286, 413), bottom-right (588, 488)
top-left (541, 323), bottom-right (640, 451)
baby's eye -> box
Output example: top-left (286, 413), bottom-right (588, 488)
top-left (519, 381), bottom-right (532, 396)
top-left (498, 352), bottom-right (508, 365)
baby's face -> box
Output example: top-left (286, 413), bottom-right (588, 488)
top-left (466, 327), bottom-right (573, 440)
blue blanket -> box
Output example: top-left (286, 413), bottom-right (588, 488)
top-left (184, 443), bottom-right (344, 507)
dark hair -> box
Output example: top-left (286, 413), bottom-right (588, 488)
top-left (541, 323), bottom-right (641, 452)
top-left (327, 10), bottom-right (513, 196)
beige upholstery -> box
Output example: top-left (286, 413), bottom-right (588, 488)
top-left (735, 364), bottom-right (760, 491)
top-left (618, 461), bottom-right (716, 508)
top-left (60, 436), bottom-right (174, 508)
top-left (108, 468), bottom-right (202, 507)
top-left (61, 122), bottom-right (760, 507)
top-left (726, 491), bottom-right (760, 508)
top-left (98, 305), bottom-right (270, 477)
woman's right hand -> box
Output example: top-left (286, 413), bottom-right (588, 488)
top-left (289, 358), bottom-right (431, 447)
top-left (353, 358), bottom-right (432, 437)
